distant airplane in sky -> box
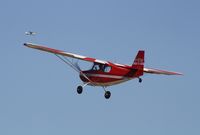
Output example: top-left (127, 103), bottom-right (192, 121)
top-left (25, 31), bottom-right (36, 36)
top-left (24, 43), bottom-right (182, 99)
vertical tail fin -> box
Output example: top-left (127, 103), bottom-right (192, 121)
top-left (132, 50), bottom-right (145, 69)
top-left (132, 50), bottom-right (145, 77)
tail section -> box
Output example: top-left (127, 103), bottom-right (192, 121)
top-left (131, 50), bottom-right (182, 77)
top-left (132, 50), bottom-right (145, 77)
top-left (132, 50), bottom-right (145, 69)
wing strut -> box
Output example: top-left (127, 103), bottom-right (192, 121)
top-left (55, 54), bottom-right (80, 73)
top-left (54, 54), bottom-right (93, 84)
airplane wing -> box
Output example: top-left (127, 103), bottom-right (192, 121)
top-left (24, 43), bottom-right (108, 64)
top-left (144, 68), bottom-right (183, 75)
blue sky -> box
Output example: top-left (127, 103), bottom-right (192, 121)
top-left (0, 0), bottom-right (200, 134)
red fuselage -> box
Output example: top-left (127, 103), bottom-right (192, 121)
top-left (79, 63), bottom-right (143, 86)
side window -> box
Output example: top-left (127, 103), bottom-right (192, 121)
top-left (93, 64), bottom-right (100, 71)
top-left (104, 66), bottom-right (111, 73)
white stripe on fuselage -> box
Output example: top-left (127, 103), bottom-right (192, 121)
top-left (85, 73), bottom-right (130, 79)
top-left (81, 74), bottom-right (134, 86)
top-left (88, 78), bottom-right (132, 86)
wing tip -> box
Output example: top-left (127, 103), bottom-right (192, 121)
top-left (23, 42), bottom-right (34, 48)
top-left (174, 72), bottom-right (183, 76)
top-left (23, 42), bottom-right (28, 46)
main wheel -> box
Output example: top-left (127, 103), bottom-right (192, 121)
top-left (139, 78), bottom-right (142, 83)
top-left (104, 91), bottom-right (111, 99)
top-left (77, 86), bottom-right (83, 94)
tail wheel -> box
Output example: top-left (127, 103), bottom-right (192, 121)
top-left (139, 78), bottom-right (142, 83)
top-left (77, 86), bottom-right (83, 94)
top-left (104, 91), bottom-right (111, 99)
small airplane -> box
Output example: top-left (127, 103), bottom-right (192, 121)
top-left (24, 43), bottom-right (182, 99)
top-left (25, 31), bottom-right (37, 36)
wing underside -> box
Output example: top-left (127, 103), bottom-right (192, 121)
top-left (24, 43), bottom-right (107, 65)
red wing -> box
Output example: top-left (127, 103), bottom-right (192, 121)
top-left (144, 68), bottom-right (183, 75)
top-left (24, 43), bottom-right (108, 64)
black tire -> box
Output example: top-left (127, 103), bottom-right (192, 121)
top-left (139, 78), bottom-right (142, 83)
top-left (77, 86), bottom-right (83, 94)
top-left (104, 91), bottom-right (111, 99)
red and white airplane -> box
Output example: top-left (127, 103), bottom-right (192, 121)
top-left (24, 43), bottom-right (182, 99)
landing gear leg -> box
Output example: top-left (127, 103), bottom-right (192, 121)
top-left (103, 87), bottom-right (111, 99)
top-left (139, 78), bottom-right (142, 83)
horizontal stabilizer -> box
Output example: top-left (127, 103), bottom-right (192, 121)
top-left (144, 68), bottom-right (183, 75)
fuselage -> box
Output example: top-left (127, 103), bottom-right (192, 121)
top-left (79, 62), bottom-right (143, 86)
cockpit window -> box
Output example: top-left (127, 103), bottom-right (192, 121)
top-left (104, 66), bottom-right (111, 72)
top-left (93, 64), bottom-right (100, 71)
top-left (92, 63), bottom-right (111, 73)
